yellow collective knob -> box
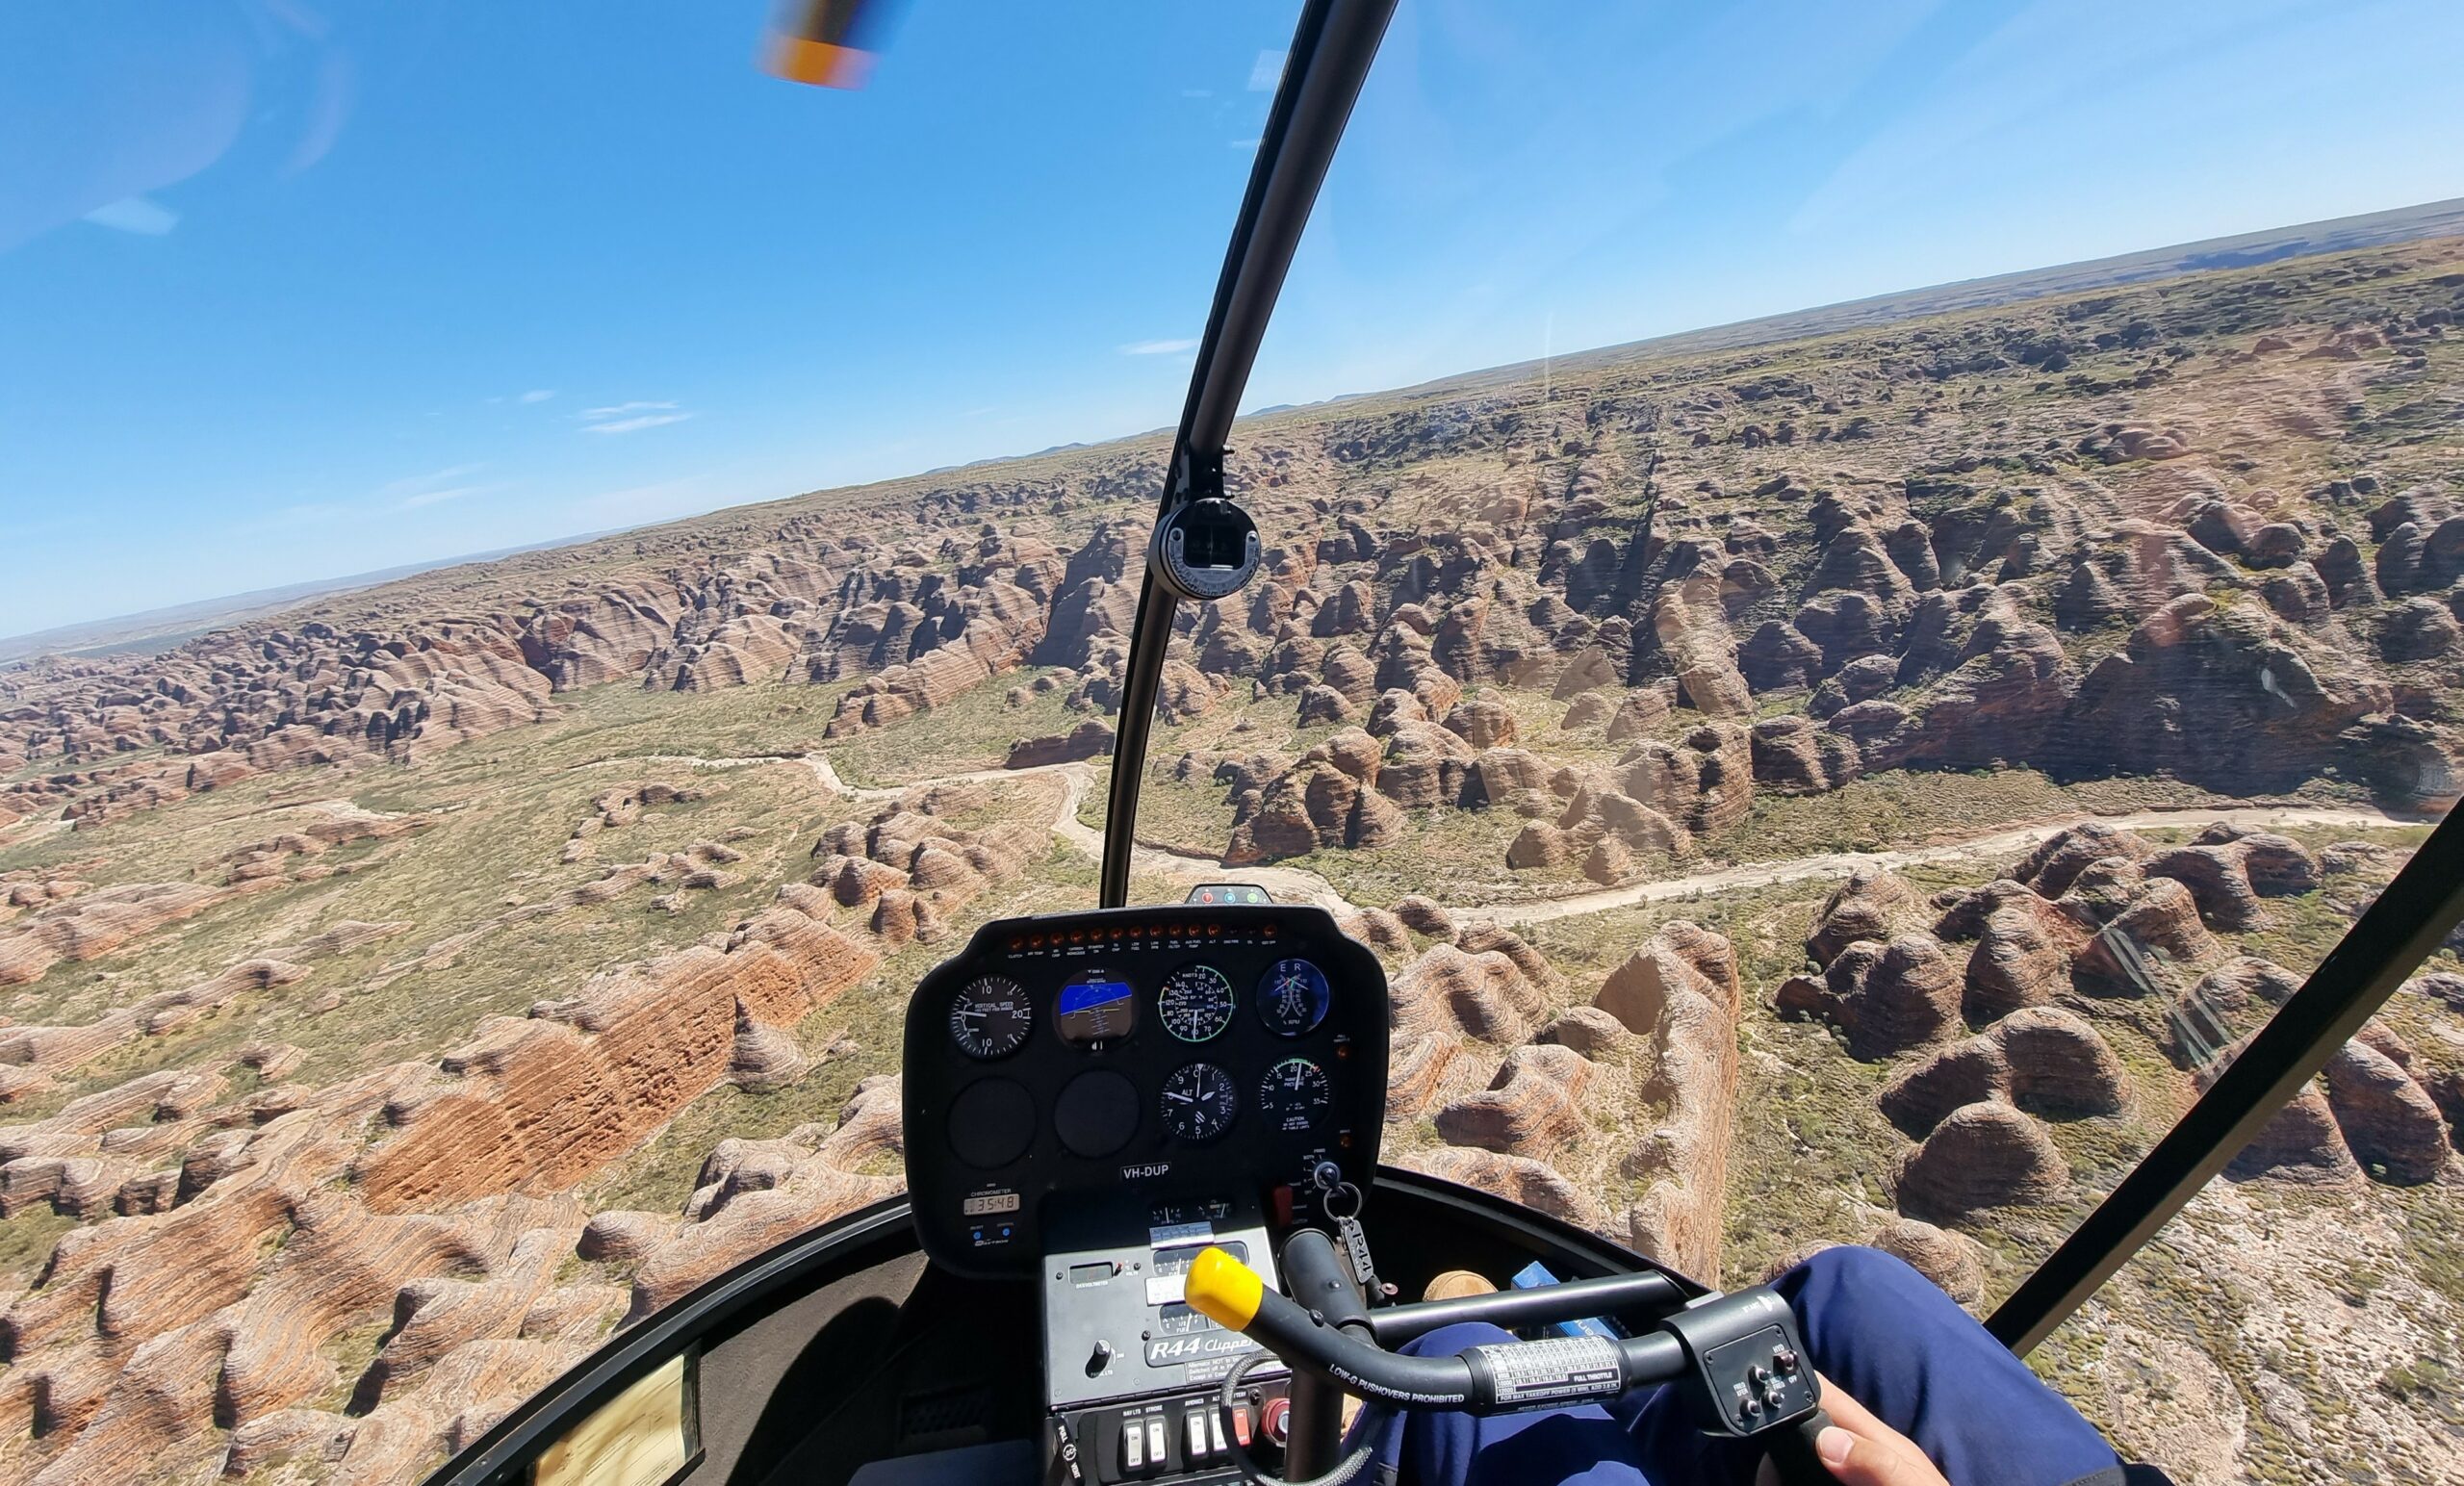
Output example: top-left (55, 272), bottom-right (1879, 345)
top-left (1183, 1245), bottom-right (1265, 1330)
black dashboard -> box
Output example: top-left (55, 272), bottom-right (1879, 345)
top-left (901, 904), bottom-right (1389, 1282)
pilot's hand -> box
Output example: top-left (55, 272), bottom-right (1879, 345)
top-left (1810, 1372), bottom-right (1948, 1486)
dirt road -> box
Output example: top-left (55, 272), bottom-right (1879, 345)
top-left (614, 751), bottom-right (2421, 927)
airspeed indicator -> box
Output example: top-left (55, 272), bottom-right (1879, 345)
top-left (1158, 964), bottom-right (1237, 1042)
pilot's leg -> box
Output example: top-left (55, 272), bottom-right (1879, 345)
top-left (1614, 1246), bottom-right (2126, 1486)
top-left (1350, 1321), bottom-right (1656, 1486)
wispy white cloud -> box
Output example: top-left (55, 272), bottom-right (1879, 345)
top-left (376, 463), bottom-right (503, 511)
top-left (376, 464), bottom-right (484, 499)
top-left (578, 399), bottom-right (694, 435)
top-left (397, 484), bottom-right (493, 510)
top-left (1119, 337), bottom-right (1199, 356)
top-left (1230, 137), bottom-right (1262, 151)
top-left (583, 412), bottom-right (694, 435)
top-left (1246, 50), bottom-right (1286, 91)
top-left (85, 195), bottom-right (179, 235)
top-left (518, 389), bottom-right (555, 404)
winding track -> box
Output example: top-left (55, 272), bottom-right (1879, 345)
top-left (592, 751), bottom-right (2423, 927)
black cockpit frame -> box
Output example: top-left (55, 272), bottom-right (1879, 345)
top-left (1096, 0), bottom-right (2464, 1358)
top-left (1098, 0), bottom-right (1399, 911)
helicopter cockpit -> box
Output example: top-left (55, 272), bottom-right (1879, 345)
top-left (889, 898), bottom-right (1835, 1486)
top-left (395, 6), bottom-right (2464, 1486)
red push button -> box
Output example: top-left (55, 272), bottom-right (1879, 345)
top-left (1260, 1396), bottom-right (1290, 1447)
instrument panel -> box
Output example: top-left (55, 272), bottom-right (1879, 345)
top-left (902, 904), bottom-right (1389, 1280)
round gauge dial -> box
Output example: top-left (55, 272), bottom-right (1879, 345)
top-left (1257, 958), bottom-right (1332, 1038)
top-left (1160, 1062), bottom-right (1239, 1143)
top-left (1157, 964), bottom-right (1237, 1043)
top-left (1257, 1057), bottom-right (1332, 1134)
top-left (948, 975), bottom-right (1032, 1060)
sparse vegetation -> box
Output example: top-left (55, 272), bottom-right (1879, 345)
top-left (4, 229), bottom-right (2463, 1486)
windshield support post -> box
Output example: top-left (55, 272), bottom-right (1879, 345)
top-left (1986, 803), bottom-right (2464, 1355)
top-left (1098, 0), bottom-right (1398, 908)
top-left (1176, 441), bottom-right (1225, 505)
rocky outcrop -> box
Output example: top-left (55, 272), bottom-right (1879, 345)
top-left (2140, 830), bottom-right (2321, 931)
top-left (2228, 1080), bottom-right (2361, 1184)
top-left (1878, 1008), bottom-right (2130, 1136)
top-left (1596, 923), bottom-right (1740, 1279)
top-left (356, 892), bottom-right (878, 1211)
top-left (1004, 720), bottom-right (1114, 768)
top-left (1223, 729), bottom-right (1408, 863)
top-left (0, 883), bottom-right (231, 987)
top-left (2200, 1013), bottom-right (2453, 1187)
top-left (1391, 943), bottom-right (1549, 1044)
top-left (1391, 894), bottom-right (1457, 940)
top-left (1433, 1044), bottom-right (1591, 1155)
top-left (1894, 1101), bottom-right (2070, 1219)
top-left (1806, 869), bottom-right (1927, 963)
top-left (1401, 1147), bottom-right (1605, 1231)
top-left (2322, 1039), bottom-right (2451, 1185)
top-left (1775, 934), bottom-right (1964, 1060)
top-left (1761, 1217), bottom-right (1987, 1306)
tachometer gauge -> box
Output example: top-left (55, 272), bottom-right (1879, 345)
top-left (1160, 1062), bottom-right (1238, 1142)
top-left (1256, 958), bottom-right (1332, 1037)
top-left (949, 975), bottom-right (1032, 1060)
top-left (1157, 964), bottom-right (1237, 1043)
top-left (1257, 1057), bottom-right (1331, 1134)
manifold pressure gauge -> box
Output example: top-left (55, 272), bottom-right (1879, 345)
top-left (1149, 497), bottom-right (1262, 602)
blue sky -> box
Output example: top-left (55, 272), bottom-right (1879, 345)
top-left (4, 0), bottom-right (2461, 640)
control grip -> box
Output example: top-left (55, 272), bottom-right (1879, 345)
top-left (1763, 1408), bottom-right (1836, 1486)
top-left (1185, 1247), bottom-right (1685, 1414)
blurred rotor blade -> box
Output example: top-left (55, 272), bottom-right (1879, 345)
top-left (764, 0), bottom-right (900, 90)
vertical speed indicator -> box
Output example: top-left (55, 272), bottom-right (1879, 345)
top-left (948, 975), bottom-right (1032, 1060)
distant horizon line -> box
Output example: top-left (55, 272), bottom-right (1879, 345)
top-left (10, 192), bottom-right (2461, 661)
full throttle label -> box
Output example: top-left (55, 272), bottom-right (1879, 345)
top-left (1472, 1336), bottom-right (1623, 1405)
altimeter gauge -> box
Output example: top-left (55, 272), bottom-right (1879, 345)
top-left (1161, 1062), bottom-right (1238, 1142)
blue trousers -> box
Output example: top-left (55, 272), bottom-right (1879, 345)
top-left (1352, 1246), bottom-right (2124, 1486)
